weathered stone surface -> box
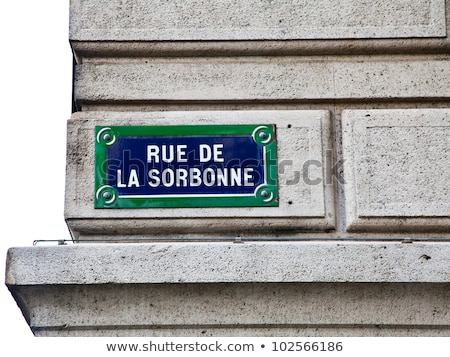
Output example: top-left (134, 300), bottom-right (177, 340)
top-left (7, 0), bottom-right (450, 340)
top-left (74, 59), bottom-right (450, 105)
top-left (11, 283), bottom-right (450, 336)
top-left (7, 243), bottom-right (450, 336)
top-left (70, 0), bottom-right (446, 41)
top-left (6, 242), bottom-right (450, 285)
top-left (34, 325), bottom-right (450, 337)
top-left (342, 109), bottom-right (450, 232)
top-left (65, 111), bottom-right (334, 239)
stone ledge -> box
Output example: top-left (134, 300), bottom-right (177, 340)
top-left (6, 242), bottom-right (450, 285)
top-left (70, 39), bottom-right (450, 59)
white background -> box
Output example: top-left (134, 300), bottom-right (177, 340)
top-left (0, 0), bottom-right (72, 339)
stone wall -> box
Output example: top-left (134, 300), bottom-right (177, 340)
top-left (6, 0), bottom-right (450, 336)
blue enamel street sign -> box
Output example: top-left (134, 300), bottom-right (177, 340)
top-left (95, 124), bottom-right (278, 208)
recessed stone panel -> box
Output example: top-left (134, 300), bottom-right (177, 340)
top-left (342, 109), bottom-right (450, 232)
top-left (7, 243), bottom-right (450, 285)
top-left (70, 0), bottom-right (446, 41)
top-left (65, 110), bottom-right (334, 239)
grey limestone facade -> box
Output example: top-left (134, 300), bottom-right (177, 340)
top-left (5, 0), bottom-right (450, 336)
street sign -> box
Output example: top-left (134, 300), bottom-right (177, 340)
top-left (95, 124), bottom-right (278, 208)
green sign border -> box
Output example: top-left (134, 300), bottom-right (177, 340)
top-left (95, 124), bottom-right (278, 208)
